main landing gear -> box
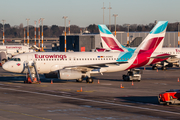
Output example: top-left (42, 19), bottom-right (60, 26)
top-left (76, 77), bottom-right (93, 83)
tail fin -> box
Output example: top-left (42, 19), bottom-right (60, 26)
top-left (98, 25), bottom-right (127, 52)
top-left (135, 21), bottom-right (168, 53)
top-left (126, 21), bottom-right (168, 69)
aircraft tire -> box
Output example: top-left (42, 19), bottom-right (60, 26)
top-left (161, 66), bottom-right (167, 70)
top-left (86, 78), bottom-right (93, 83)
top-left (152, 66), bottom-right (157, 70)
top-left (76, 78), bottom-right (83, 82)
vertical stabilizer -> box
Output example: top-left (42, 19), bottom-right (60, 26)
top-left (98, 25), bottom-right (127, 52)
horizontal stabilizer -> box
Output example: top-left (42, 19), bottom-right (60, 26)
top-left (151, 54), bottom-right (176, 59)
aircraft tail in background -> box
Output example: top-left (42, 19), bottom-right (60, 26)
top-left (98, 25), bottom-right (127, 52)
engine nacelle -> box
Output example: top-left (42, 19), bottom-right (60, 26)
top-left (59, 69), bottom-right (84, 80)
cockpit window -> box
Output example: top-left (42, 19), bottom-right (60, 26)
top-left (10, 58), bottom-right (21, 61)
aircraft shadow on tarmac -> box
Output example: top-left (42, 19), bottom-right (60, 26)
top-left (0, 76), bottom-right (72, 83)
top-left (116, 96), bottom-right (159, 105)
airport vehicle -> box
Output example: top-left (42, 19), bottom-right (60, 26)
top-left (0, 45), bottom-right (35, 65)
top-left (98, 25), bottom-right (180, 70)
top-left (122, 69), bottom-right (141, 81)
top-left (2, 21), bottom-right (168, 83)
top-left (159, 89), bottom-right (180, 105)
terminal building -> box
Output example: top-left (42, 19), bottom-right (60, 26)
top-left (56, 32), bottom-right (180, 52)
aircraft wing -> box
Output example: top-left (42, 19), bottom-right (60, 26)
top-left (151, 54), bottom-right (176, 59)
top-left (63, 61), bottom-right (128, 72)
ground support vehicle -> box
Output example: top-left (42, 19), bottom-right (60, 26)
top-left (122, 69), bottom-right (141, 81)
top-left (159, 89), bottom-right (180, 105)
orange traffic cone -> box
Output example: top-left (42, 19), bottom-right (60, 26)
top-left (120, 84), bottom-right (124, 88)
top-left (132, 81), bottom-right (134, 86)
top-left (51, 79), bottom-right (53, 84)
top-left (157, 69), bottom-right (158, 72)
top-left (98, 79), bottom-right (100, 84)
top-left (144, 67), bottom-right (146, 70)
top-left (178, 78), bottom-right (179, 82)
top-left (81, 87), bottom-right (82, 92)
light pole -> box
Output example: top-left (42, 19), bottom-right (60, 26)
top-left (26, 18), bottom-right (30, 46)
top-left (113, 14), bottom-right (118, 38)
top-left (34, 21), bottom-right (37, 46)
top-left (24, 28), bottom-right (26, 45)
top-left (38, 19), bottom-right (41, 48)
top-left (127, 24), bottom-right (130, 46)
top-left (40, 18), bottom-right (45, 51)
top-left (178, 22), bottom-right (180, 47)
top-left (102, 2), bottom-right (106, 24)
top-left (108, 2), bottom-right (112, 31)
top-left (63, 16), bottom-right (68, 52)
top-left (2, 19), bottom-right (5, 45)
top-left (68, 20), bottom-right (70, 35)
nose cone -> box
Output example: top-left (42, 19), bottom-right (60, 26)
top-left (2, 63), bottom-right (9, 71)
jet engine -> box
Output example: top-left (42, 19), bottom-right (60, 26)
top-left (58, 69), bottom-right (86, 80)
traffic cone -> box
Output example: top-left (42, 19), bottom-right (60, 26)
top-left (144, 67), bottom-right (146, 70)
top-left (132, 81), bottom-right (134, 86)
top-left (120, 84), bottom-right (124, 88)
top-left (81, 87), bottom-right (82, 92)
top-left (178, 78), bottom-right (179, 82)
top-left (51, 79), bottom-right (53, 84)
top-left (157, 69), bottom-right (158, 72)
top-left (98, 79), bottom-right (100, 84)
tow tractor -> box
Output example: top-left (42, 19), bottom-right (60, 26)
top-left (122, 69), bottom-right (142, 81)
top-left (159, 89), bottom-right (180, 105)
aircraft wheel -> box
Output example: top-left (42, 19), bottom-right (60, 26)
top-left (152, 66), bottom-right (157, 70)
top-left (161, 66), bottom-right (167, 70)
top-left (76, 78), bottom-right (83, 82)
top-left (86, 78), bottom-right (93, 83)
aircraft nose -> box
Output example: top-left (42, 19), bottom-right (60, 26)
top-left (2, 63), bottom-right (9, 71)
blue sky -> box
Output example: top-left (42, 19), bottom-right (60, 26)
top-left (0, 0), bottom-right (180, 27)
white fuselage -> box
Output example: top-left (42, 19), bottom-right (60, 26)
top-left (2, 51), bottom-right (163, 74)
top-left (0, 45), bottom-right (34, 56)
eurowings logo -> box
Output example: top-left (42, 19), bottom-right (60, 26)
top-left (35, 54), bottom-right (67, 59)
top-left (16, 63), bottom-right (21, 66)
top-left (176, 49), bottom-right (180, 52)
top-left (6, 46), bottom-right (22, 49)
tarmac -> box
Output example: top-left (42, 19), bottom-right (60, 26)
top-left (0, 67), bottom-right (180, 120)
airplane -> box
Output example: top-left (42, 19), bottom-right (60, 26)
top-left (98, 24), bottom-right (180, 70)
top-left (0, 45), bottom-right (34, 56)
top-left (2, 21), bottom-right (168, 83)
top-left (0, 45), bottom-right (35, 65)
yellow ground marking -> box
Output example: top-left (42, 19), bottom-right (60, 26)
top-left (12, 74), bottom-right (25, 76)
top-left (38, 85), bottom-right (48, 87)
top-left (83, 91), bottom-right (95, 93)
top-left (0, 108), bottom-right (51, 120)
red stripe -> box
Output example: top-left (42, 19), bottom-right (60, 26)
top-left (102, 37), bottom-right (124, 51)
top-left (127, 37), bottom-right (164, 70)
